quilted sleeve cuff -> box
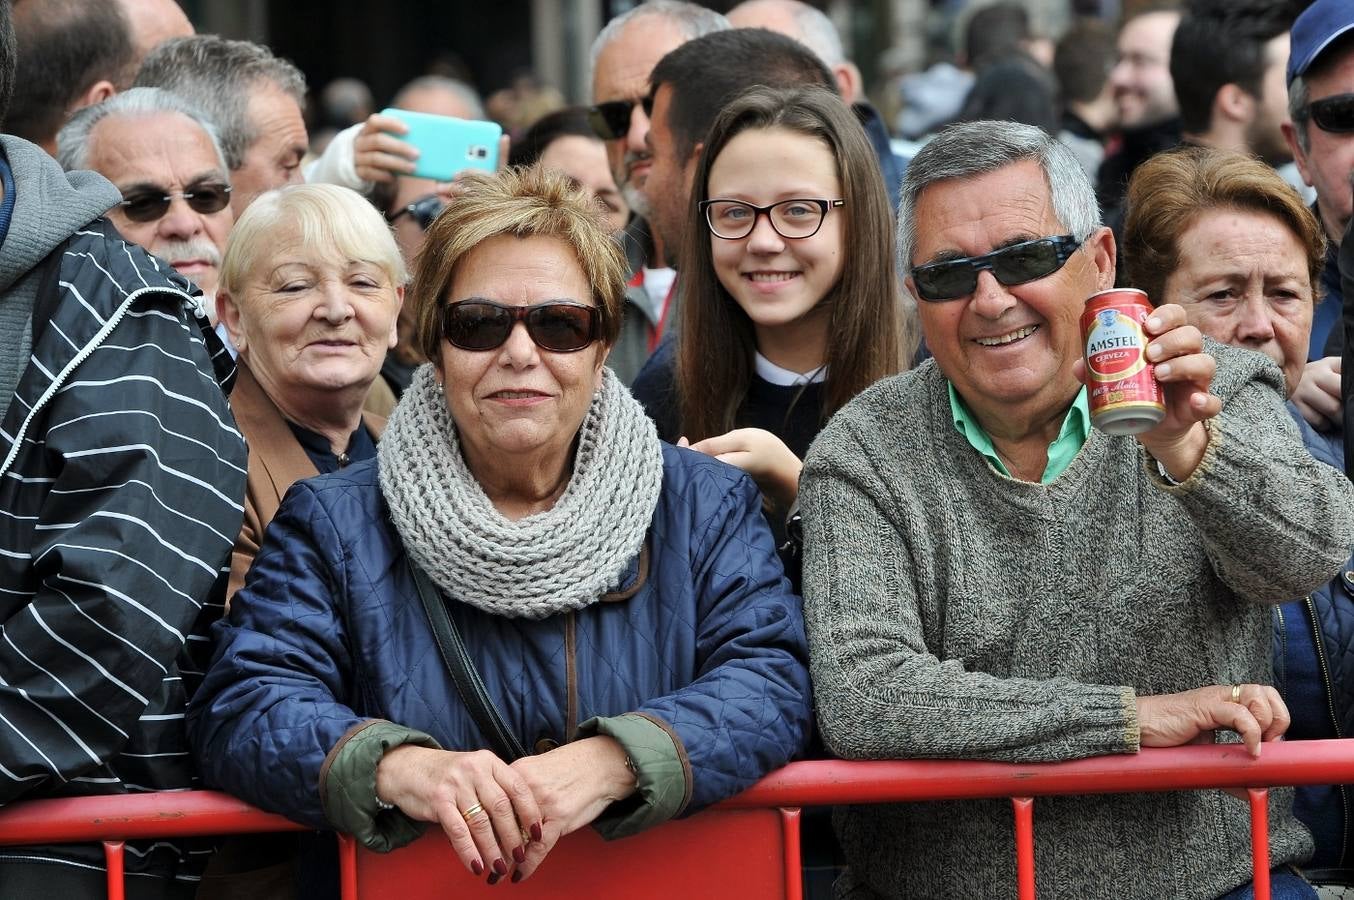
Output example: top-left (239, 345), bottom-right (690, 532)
top-left (319, 719), bottom-right (441, 853)
top-left (578, 713), bottom-right (691, 840)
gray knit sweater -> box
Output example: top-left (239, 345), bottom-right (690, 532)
top-left (800, 342), bottom-right (1354, 900)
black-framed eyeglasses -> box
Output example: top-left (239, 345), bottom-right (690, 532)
top-left (586, 96), bottom-right (654, 141)
top-left (699, 198), bottom-right (845, 240)
top-left (118, 180), bottom-right (232, 223)
top-left (391, 194), bottom-right (445, 231)
top-left (910, 234), bottom-right (1085, 302)
top-left (1303, 92), bottom-right (1354, 134)
top-left (441, 299), bottom-right (600, 353)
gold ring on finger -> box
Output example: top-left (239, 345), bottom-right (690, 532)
top-left (1230, 684), bottom-right (1242, 704)
top-left (461, 802), bottom-right (485, 821)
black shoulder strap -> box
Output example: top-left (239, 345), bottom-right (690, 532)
top-left (29, 235), bottom-right (72, 348)
top-left (409, 561), bottom-right (527, 762)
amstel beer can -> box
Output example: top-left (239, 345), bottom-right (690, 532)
top-left (1080, 288), bottom-right (1165, 435)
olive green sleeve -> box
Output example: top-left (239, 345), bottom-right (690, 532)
top-left (318, 719), bottom-right (442, 853)
top-left (577, 712), bottom-right (691, 841)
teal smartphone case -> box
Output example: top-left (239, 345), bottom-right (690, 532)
top-left (381, 108), bottom-right (502, 181)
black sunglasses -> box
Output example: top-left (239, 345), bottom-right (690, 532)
top-left (391, 194), bottom-right (445, 231)
top-left (586, 96), bottom-right (654, 141)
top-left (1305, 93), bottom-right (1354, 134)
top-left (910, 234), bottom-right (1085, 302)
top-left (441, 299), bottom-right (600, 353)
top-left (118, 181), bottom-right (232, 223)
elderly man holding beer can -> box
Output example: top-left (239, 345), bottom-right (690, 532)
top-left (799, 120), bottom-right (1354, 900)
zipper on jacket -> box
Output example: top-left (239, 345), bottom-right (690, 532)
top-left (0, 287), bottom-right (165, 479)
top-left (1275, 603), bottom-right (1287, 688)
top-left (1304, 594), bottom-right (1350, 867)
top-left (564, 612), bottom-right (578, 743)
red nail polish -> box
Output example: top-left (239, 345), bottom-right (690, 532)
top-left (530, 822), bottom-right (542, 842)
top-left (512, 845), bottom-right (526, 864)
top-left (493, 858), bottom-right (508, 876)
top-left (471, 859), bottom-right (484, 876)
top-left (487, 872), bottom-right (501, 886)
top-left (511, 870), bottom-right (524, 884)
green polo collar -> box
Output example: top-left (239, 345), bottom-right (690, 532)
top-left (948, 382), bottom-right (1090, 483)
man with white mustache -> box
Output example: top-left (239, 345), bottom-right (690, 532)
top-left (57, 86), bottom-right (233, 321)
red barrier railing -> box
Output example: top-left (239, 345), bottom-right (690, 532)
top-left (3, 739), bottom-right (1352, 900)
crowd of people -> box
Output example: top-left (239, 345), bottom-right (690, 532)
top-left (0, 0), bottom-right (1353, 898)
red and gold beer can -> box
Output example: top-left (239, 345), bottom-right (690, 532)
top-left (1080, 288), bottom-right (1165, 435)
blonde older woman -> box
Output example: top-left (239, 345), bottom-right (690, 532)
top-left (190, 166), bottom-right (811, 892)
top-left (215, 183), bottom-right (404, 600)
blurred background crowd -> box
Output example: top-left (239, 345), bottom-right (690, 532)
top-left (116, 0), bottom-right (1196, 176)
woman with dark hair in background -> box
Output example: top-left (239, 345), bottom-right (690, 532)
top-left (509, 106), bottom-right (629, 235)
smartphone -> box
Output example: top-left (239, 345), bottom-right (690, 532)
top-left (380, 108), bottom-right (502, 181)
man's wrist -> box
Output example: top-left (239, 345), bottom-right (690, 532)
top-left (1142, 421), bottom-right (1209, 483)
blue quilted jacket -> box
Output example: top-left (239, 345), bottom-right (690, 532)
top-left (188, 444), bottom-right (813, 831)
top-left (1274, 405), bottom-right (1354, 875)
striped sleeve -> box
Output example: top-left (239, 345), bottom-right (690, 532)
top-left (0, 291), bottom-right (245, 801)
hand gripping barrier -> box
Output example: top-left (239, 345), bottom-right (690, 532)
top-left (3, 739), bottom-right (1354, 899)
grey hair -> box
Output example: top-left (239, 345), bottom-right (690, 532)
top-left (56, 86), bottom-right (229, 175)
top-left (133, 36), bottom-right (307, 171)
top-left (1288, 75), bottom-right (1310, 154)
top-left (589, 0), bottom-right (730, 82)
top-left (733, 0), bottom-right (845, 67)
top-left (392, 75), bottom-right (486, 120)
top-left (786, 1), bottom-right (845, 67)
top-left (896, 120), bottom-right (1101, 273)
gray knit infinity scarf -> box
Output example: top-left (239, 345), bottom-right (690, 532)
top-left (378, 365), bottom-right (664, 619)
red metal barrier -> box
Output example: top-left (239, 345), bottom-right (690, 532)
top-left (342, 806), bottom-right (802, 900)
top-left (2, 739), bottom-right (1353, 900)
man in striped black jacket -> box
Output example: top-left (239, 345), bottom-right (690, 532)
top-left (0, 3), bottom-right (247, 895)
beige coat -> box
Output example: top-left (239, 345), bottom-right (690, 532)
top-left (227, 362), bottom-right (385, 602)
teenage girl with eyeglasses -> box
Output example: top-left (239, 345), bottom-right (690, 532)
top-left (631, 85), bottom-right (910, 544)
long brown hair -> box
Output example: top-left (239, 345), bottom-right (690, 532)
top-left (676, 85), bottom-right (908, 443)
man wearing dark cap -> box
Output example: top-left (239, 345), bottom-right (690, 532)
top-left (1285, 0), bottom-right (1354, 475)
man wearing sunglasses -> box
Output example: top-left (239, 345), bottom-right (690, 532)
top-left (135, 35), bottom-right (308, 218)
top-left (1282, 0), bottom-right (1354, 477)
top-left (799, 118), bottom-right (1354, 900)
top-left (56, 87), bottom-right (232, 313)
top-left (0, 0), bottom-right (247, 892)
top-left (586, 2), bottom-right (728, 384)
top-left (589, 2), bottom-right (727, 221)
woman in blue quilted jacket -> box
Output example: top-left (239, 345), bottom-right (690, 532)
top-left (188, 165), bottom-right (813, 889)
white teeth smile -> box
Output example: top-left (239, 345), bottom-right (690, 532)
top-left (976, 325), bottom-right (1038, 346)
top-left (747, 272), bottom-right (796, 282)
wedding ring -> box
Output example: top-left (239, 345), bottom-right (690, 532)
top-left (1230, 684), bottom-right (1242, 704)
top-left (461, 802), bottom-right (485, 821)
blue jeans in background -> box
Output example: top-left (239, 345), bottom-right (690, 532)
top-left (1217, 870), bottom-right (1318, 900)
